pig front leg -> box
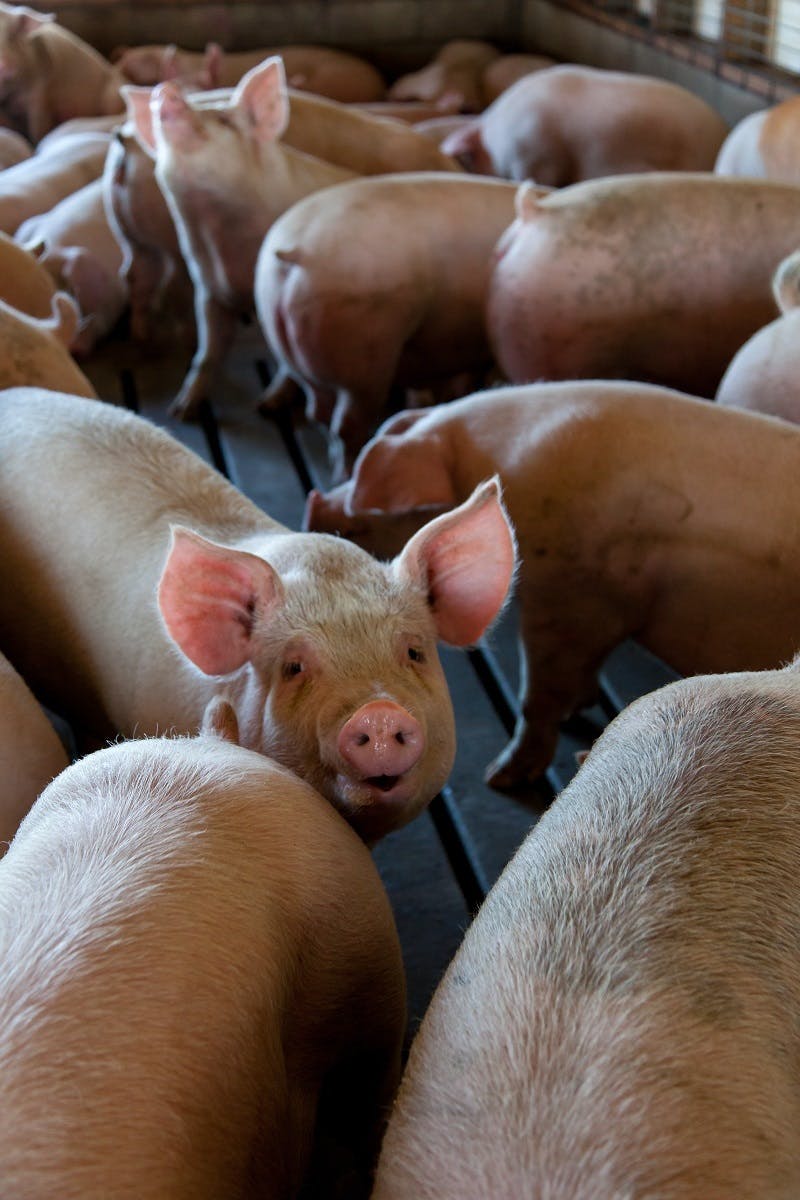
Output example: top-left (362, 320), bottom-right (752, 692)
top-left (486, 588), bottom-right (631, 791)
top-left (169, 291), bottom-right (238, 420)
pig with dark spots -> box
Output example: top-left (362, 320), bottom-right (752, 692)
top-left (0, 711), bottom-right (405, 1197)
top-left (443, 65), bottom-right (727, 182)
top-left (488, 174), bottom-right (800, 398)
top-left (255, 171), bottom-right (518, 480)
top-left (374, 657), bottom-right (800, 1198)
top-left (306, 380), bottom-right (800, 792)
top-left (716, 248), bottom-right (800, 422)
top-left (0, 389), bottom-right (515, 842)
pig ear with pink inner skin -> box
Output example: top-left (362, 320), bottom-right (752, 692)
top-left (200, 695), bottom-right (241, 744)
top-left (158, 527), bottom-right (286, 676)
top-left (123, 85), bottom-right (157, 155)
top-left (394, 477), bottom-right (516, 646)
top-left (233, 56), bottom-right (289, 144)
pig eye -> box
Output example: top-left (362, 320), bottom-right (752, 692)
top-left (407, 646), bottom-right (425, 664)
top-left (282, 660), bottom-right (304, 680)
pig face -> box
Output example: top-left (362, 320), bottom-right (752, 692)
top-left (158, 480), bottom-right (515, 841)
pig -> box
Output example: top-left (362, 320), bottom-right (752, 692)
top-left (102, 116), bottom-right (194, 346)
top-left (716, 248), bottom-right (800, 421)
top-left (373, 657), bottom-right (800, 1198)
top-left (114, 40), bottom-right (387, 102)
top-left (0, 709), bottom-right (406, 1197)
top-left (35, 113), bottom-right (128, 152)
top-left (0, 291), bottom-right (97, 394)
top-left (0, 388), bottom-right (515, 841)
top-left (305, 380), bottom-right (800, 792)
top-left (388, 40), bottom-right (501, 112)
top-left (255, 172), bottom-right (519, 480)
top-left (487, 174), bottom-right (800, 399)
top-left (0, 129), bottom-right (110, 236)
top-left (442, 65), bottom-right (728, 182)
top-left (16, 177), bottom-right (128, 356)
top-left (0, 228), bottom-right (57, 314)
top-left (480, 52), bottom-right (557, 104)
top-left (0, 649), bottom-right (68, 852)
top-left (715, 94), bottom-right (800, 184)
top-left (0, 2), bottom-right (124, 142)
top-left (0, 123), bottom-right (28, 166)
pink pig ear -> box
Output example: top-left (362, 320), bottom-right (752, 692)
top-left (233, 55), bottom-right (289, 143)
top-left (201, 695), bottom-right (240, 744)
top-left (158, 526), bottom-right (285, 676)
top-left (10, 7), bottom-right (54, 39)
top-left (123, 85), bottom-right (157, 154)
top-left (395, 477), bottom-right (516, 646)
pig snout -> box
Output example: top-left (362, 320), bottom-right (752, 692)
top-left (338, 700), bottom-right (423, 788)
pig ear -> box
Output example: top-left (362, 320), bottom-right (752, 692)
top-left (202, 41), bottom-right (223, 89)
top-left (10, 7), bottom-right (54, 38)
top-left (349, 433), bottom-right (456, 513)
top-left (158, 526), bottom-right (286, 676)
top-left (233, 56), bottom-right (289, 143)
top-left (395, 477), bottom-right (516, 646)
top-left (201, 695), bottom-right (240, 744)
top-left (123, 85), bottom-right (157, 154)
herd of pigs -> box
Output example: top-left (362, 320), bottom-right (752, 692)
top-left (3, 3), bottom-right (800, 1194)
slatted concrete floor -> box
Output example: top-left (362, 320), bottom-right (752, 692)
top-left (80, 318), bottom-right (680, 1032)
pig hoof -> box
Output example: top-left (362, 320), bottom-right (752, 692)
top-left (484, 752), bottom-right (547, 794)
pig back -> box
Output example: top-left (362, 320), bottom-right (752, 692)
top-left (375, 665), bottom-right (800, 1197)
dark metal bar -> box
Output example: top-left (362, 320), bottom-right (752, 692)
top-left (119, 368), bottom-right (139, 413)
top-left (428, 786), bottom-right (491, 915)
top-left (196, 398), bottom-right (232, 482)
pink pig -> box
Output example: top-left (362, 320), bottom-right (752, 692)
top-left (0, 291), bottom-right (97, 394)
top-left (0, 388), bottom-right (514, 842)
top-left (442, 64), bottom-right (728, 182)
top-left (715, 94), bottom-right (800, 185)
top-left (16, 176), bottom-right (128, 356)
top-left (388, 40), bottom-right (501, 112)
top-left (255, 171), bottom-right (518, 479)
top-left (306, 380), bottom-right (800, 791)
top-left (0, 2), bottom-right (124, 142)
top-left (0, 130), bottom-right (110, 236)
top-left (373, 658), bottom-right (800, 1198)
top-left (0, 709), bottom-right (405, 1197)
top-left (0, 649), bottom-right (67, 853)
top-left (488, 174), bottom-right (800, 399)
top-left (716, 248), bottom-right (800, 422)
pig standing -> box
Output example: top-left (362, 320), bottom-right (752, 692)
top-left (16, 176), bottom-right (128, 356)
top-left (103, 116), bottom-right (194, 345)
top-left (0, 130), bottom-right (110, 235)
top-left (0, 649), bottom-right (68, 853)
top-left (306, 380), bottom-right (800, 791)
top-left (0, 292), bottom-right (97, 394)
top-left (488, 174), bottom-right (800, 398)
top-left (716, 248), bottom-right (800, 421)
top-left (256, 172), bottom-right (518, 479)
top-left (442, 65), bottom-right (728, 181)
top-left (0, 2), bottom-right (124, 141)
top-left (715, 94), bottom-right (800, 184)
top-left (0, 711), bottom-right (405, 1197)
top-left (0, 388), bottom-right (514, 842)
top-left (388, 40), bottom-right (501, 112)
top-left (114, 40), bottom-right (387, 102)
top-left (373, 658), bottom-right (800, 1198)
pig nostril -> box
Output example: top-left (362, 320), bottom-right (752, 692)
top-left (356, 733), bottom-right (369, 746)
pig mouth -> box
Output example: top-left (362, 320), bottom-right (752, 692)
top-left (366, 774), bottom-right (401, 793)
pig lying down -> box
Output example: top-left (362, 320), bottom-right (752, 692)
top-left (307, 380), bottom-right (800, 792)
top-left (0, 712), bottom-right (405, 1198)
top-left (0, 389), bottom-right (514, 841)
top-left (374, 658), bottom-right (800, 1198)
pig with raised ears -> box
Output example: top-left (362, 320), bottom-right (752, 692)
top-left (134, 57), bottom-right (355, 421)
top-left (306, 379), bottom-right (800, 793)
top-left (0, 702), bottom-right (405, 1197)
top-left (373, 657), bottom-right (800, 1197)
top-left (0, 388), bottom-right (515, 842)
